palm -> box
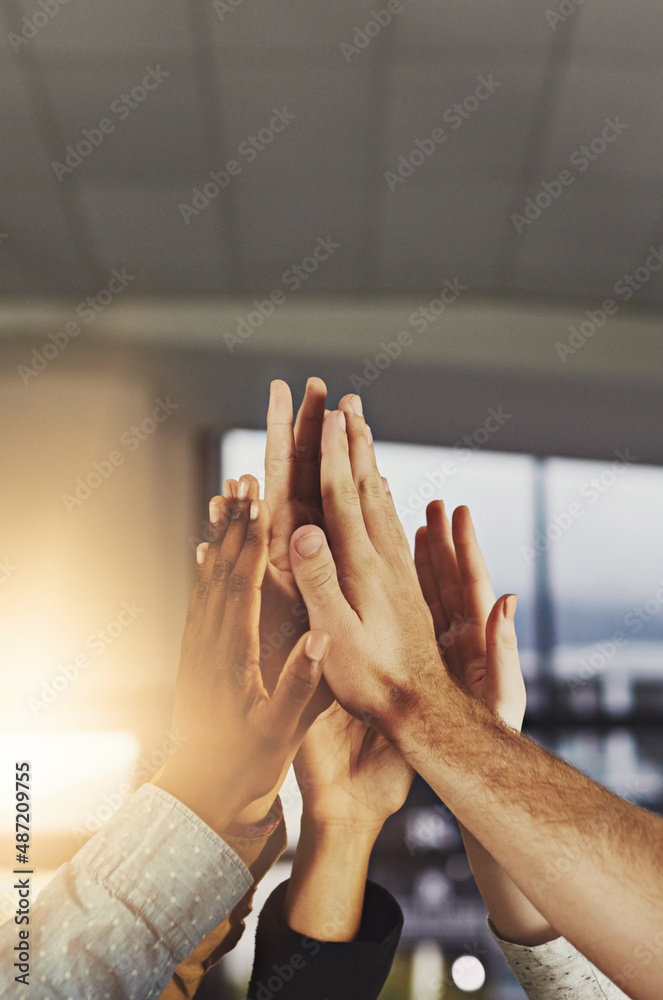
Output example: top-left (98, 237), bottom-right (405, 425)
top-left (415, 503), bottom-right (525, 729)
top-left (294, 703), bottom-right (414, 826)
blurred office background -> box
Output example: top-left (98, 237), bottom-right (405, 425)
top-left (1, 1), bottom-right (663, 996)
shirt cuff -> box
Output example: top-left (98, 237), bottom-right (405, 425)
top-left (72, 782), bottom-right (254, 963)
top-left (487, 917), bottom-right (626, 999)
top-left (248, 879), bottom-right (403, 1000)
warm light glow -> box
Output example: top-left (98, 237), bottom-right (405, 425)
top-left (0, 730), bottom-right (140, 833)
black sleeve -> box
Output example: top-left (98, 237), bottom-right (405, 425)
top-left (246, 879), bottom-right (403, 1000)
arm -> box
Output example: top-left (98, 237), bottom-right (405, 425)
top-left (249, 689), bottom-right (412, 997)
top-left (0, 783), bottom-right (253, 1000)
top-left (414, 502), bottom-right (557, 947)
top-left (286, 391), bottom-right (663, 1000)
top-left (160, 378), bottom-right (334, 997)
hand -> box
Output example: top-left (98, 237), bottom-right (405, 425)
top-left (287, 396), bottom-right (444, 734)
top-left (285, 698), bottom-right (412, 942)
top-left (224, 379), bottom-right (333, 714)
top-left (152, 494), bottom-right (330, 834)
top-left (414, 502), bottom-right (525, 730)
top-left (294, 701), bottom-right (414, 833)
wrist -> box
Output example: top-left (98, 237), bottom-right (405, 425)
top-left (299, 810), bottom-right (382, 858)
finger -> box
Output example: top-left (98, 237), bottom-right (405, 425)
top-left (289, 524), bottom-right (357, 624)
top-left (222, 475), bottom-right (261, 502)
top-left (337, 396), bottom-right (395, 556)
top-left (266, 630), bottom-right (329, 744)
top-left (202, 496), bottom-right (253, 629)
top-left (485, 595), bottom-right (525, 731)
top-left (414, 526), bottom-right (447, 637)
top-left (425, 500), bottom-right (464, 625)
top-left (184, 497), bottom-right (233, 637)
top-left (320, 409), bottom-right (373, 564)
top-left (293, 376), bottom-right (327, 503)
top-left (219, 499), bottom-right (270, 671)
top-left (452, 506), bottom-right (495, 625)
top-left (265, 379), bottom-right (296, 509)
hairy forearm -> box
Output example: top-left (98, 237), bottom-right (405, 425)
top-left (459, 823), bottom-right (559, 946)
top-left (284, 815), bottom-right (379, 941)
top-left (394, 675), bottom-right (663, 1000)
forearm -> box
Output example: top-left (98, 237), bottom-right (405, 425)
top-left (458, 823), bottom-right (558, 947)
top-left (395, 677), bottom-right (663, 999)
top-left (284, 814), bottom-right (380, 941)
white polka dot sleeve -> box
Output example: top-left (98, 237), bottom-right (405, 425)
top-left (0, 782), bottom-right (253, 1000)
top-left (488, 918), bottom-right (629, 999)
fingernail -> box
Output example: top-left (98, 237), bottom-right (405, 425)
top-left (503, 595), bottom-right (518, 620)
top-left (382, 477), bottom-right (390, 494)
top-left (337, 410), bottom-right (346, 431)
top-left (237, 477), bottom-right (249, 499)
top-left (350, 395), bottom-right (363, 416)
top-left (196, 543), bottom-right (208, 564)
top-left (295, 531), bottom-right (323, 557)
top-left (209, 500), bottom-right (221, 524)
top-left (366, 425), bottom-right (373, 445)
top-left (305, 632), bottom-right (330, 661)
top-left (222, 480), bottom-right (233, 499)
top-left (250, 500), bottom-right (260, 521)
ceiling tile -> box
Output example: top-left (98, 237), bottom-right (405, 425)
top-left (78, 181), bottom-right (233, 293)
top-left (511, 181), bottom-right (661, 296)
top-left (0, 183), bottom-right (90, 289)
top-left (377, 177), bottom-right (517, 289)
top-left (396, 0), bottom-right (555, 54)
top-left (383, 57), bottom-right (547, 177)
top-left (572, 1), bottom-right (663, 62)
top-left (214, 61), bottom-right (373, 184)
top-left (8, 0), bottom-right (194, 56)
top-left (540, 64), bottom-right (663, 184)
top-left (233, 174), bottom-right (365, 290)
top-left (0, 65), bottom-right (51, 178)
top-left (207, 0), bottom-right (391, 51)
top-left (42, 60), bottom-right (209, 181)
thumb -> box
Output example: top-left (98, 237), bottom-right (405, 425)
top-left (485, 594), bottom-right (526, 731)
top-left (267, 630), bottom-right (330, 741)
top-left (289, 525), bottom-right (352, 625)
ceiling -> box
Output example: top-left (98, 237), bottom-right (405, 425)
top-left (1, 0), bottom-right (663, 307)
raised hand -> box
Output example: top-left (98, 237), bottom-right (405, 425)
top-left (414, 502), bottom-right (525, 730)
top-left (223, 379), bottom-right (332, 716)
top-left (287, 397), bottom-right (443, 732)
top-left (294, 700), bottom-right (414, 831)
top-left (153, 493), bottom-right (330, 834)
